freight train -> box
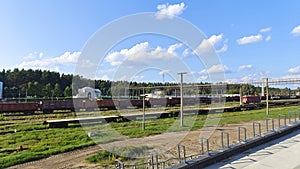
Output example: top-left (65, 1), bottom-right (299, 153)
top-left (0, 96), bottom-right (241, 114)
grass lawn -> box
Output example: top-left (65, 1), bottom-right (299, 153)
top-left (0, 104), bottom-right (299, 168)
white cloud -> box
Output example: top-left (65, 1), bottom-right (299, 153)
top-left (194, 34), bottom-right (228, 56)
top-left (198, 75), bottom-right (208, 81)
top-left (167, 43), bottom-right (183, 55)
top-left (237, 34), bottom-right (262, 45)
top-left (101, 75), bottom-right (110, 81)
top-left (288, 66), bottom-right (300, 73)
top-left (159, 69), bottom-right (170, 75)
top-left (199, 69), bottom-right (207, 75)
top-left (239, 64), bottom-right (253, 71)
top-left (265, 35), bottom-right (271, 42)
top-left (282, 74), bottom-right (300, 79)
top-left (260, 27), bottom-right (272, 33)
top-left (19, 51), bottom-right (81, 72)
top-left (291, 25), bottom-right (300, 36)
top-left (23, 53), bottom-right (36, 60)
top-left (155, 2), bottom-right (186, 19)
top-left (225, 78), bottom-right (239, 84)
top-left (241, 74), bottom-right (257, 83)
top-left (23, 52), bottom-right (44, 60)
top-left (39, 52), bottom-right (44, 58)
top-left (199, 64), bottom-right (231, 74)
top-left (208, 34), bottom-right (224, 45)
top-left (182, 48), bottom-right (190, 57)
top-left (104, 42), bottom-right (182, 67)
top-left (217, 43), bottom-right (228, 53)
top-left (130, 75), bottom-right (144, 81)
top-left (105, 42), bottom-right (149, 66)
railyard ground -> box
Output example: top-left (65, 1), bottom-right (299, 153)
top-left (1, 103), bottom-right (300, 168)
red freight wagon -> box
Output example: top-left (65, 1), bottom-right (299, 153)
top-left (242, 95), bottom-right (261, 104)
top-left (0, 102), bottom-right (38, 114)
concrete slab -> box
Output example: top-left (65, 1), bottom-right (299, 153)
top-left (205, 130), bottom-right (300, 169)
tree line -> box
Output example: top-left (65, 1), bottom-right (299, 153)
top-left (0, 68), bottom-right (297, 99)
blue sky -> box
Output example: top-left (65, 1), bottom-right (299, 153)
top-left (1, 0), bottom-right (300, 85)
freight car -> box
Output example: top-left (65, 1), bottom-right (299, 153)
top-left (0, 102), bottom-right (38, 114)
top-left (242, 95), bottom-right (261, 104)
top-left (40, 100), bottom-right (76, 113)
top-left (0, 95), bottom-right (242, 115)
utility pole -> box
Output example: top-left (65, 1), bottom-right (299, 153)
top-left (266, 78), bottom-right (269, 115)
top-left (141, 87), bottom-right (147, 130)
top-left (260, 72), bottom-right (265, 96)
top-left (178, 72), bottom-right (187, 127)
top-left (25, 88), bottom-right (28, 103)
top-left (239, 84), bottom-right (243, 106)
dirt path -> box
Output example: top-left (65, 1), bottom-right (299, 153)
top-left (7, 120), bottom-right (277, 169)
top-left (6, 145), bottom-right (101, 169)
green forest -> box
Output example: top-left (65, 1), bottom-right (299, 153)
top-left (0, 68), bottom-right (297, 100)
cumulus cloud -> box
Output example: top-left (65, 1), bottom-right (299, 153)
top-left (155, 2), bottom-right (186, 19)
top-left (104, 42), bottom-right (183, 66)
top-left (19, 52), bottom-right (81, 72)
top-left (105, 42), bottom-right (149, 66)
top-left (199, 64), bottom-right (231, 74)
top-left (260, 27), bottom-right (272, 33)
top-left (238, 64), bottom-right (253, 71)
top-left (241, 74), bottom-right (257, 83)
top-left (167, 43), bottom-right (183, 55)
top-left (237, 34), bottom-right (263, 45)
top-left (182, 48), bottom-right (190, 57)
top-left (288, 66), bottom-right (300, 73)
top-left (216, 43), bottom-right (228, 53)
top-left (194, 34), bottom-right (228, 56)
top-left (291, 25), bottom-right (300, 36)
top-left (265, 35), bottom-right (271, 42)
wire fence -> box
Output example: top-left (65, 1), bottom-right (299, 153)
top-left (115, 108), bottom-right (300, 169)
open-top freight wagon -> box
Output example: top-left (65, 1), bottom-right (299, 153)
top-left (0, 96), bottom-right (241, 115)
top-left (0, 102), bottom-right (39, 114)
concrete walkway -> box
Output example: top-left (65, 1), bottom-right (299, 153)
top-left (205, 130), bottom-right (300, 169)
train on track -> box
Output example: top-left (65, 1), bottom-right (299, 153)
top-left (0, 96), bottom-right (240, 114)
top-left (1, 95), bottom-right (299, 115)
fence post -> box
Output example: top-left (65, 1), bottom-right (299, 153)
top-left (253, 122), bottom-right (261, 137)
top-left (278, 114), bottom-right (286, 128)
top-left (288, 112), bottom-right (291, 124)
top-left (221, 131), bottom-right (229, 148)
top-left (177, 144), bottom-right (186, 164)
top-left (266, 118), bottom-right (274, 132)
top-left (200, 137), bottom-right (209, 155)
top-left (238, 126), bottom-right (247, 142)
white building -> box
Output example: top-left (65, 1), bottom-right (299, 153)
top-left (0, 81), bottom-right (3, 100)
top-left (74, 87), bottom-right (101, 99)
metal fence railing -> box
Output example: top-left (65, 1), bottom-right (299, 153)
top-left (115, 110), bottom-right (300, 169)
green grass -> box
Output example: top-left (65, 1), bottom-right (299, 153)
top-left (86, 146), bottom-right (150, 168)
top-left (0, 104), bottom-right (299, 168)
top-left (0, 112), bottom-right (95, 169)
top-left (0, 127), bottom-right (95, 168)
